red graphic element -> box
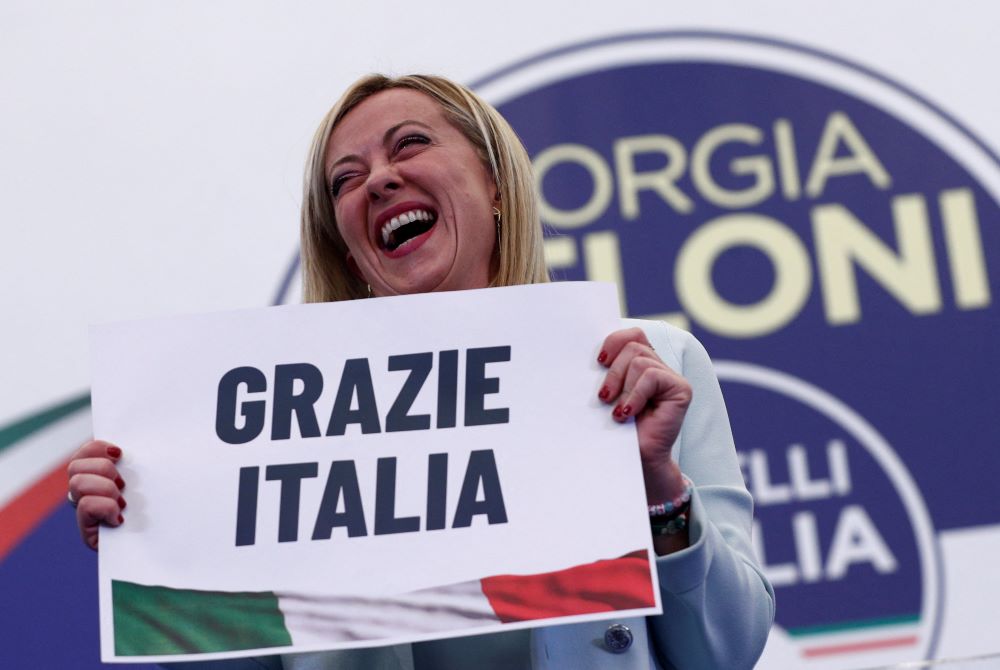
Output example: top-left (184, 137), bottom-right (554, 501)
top-left (0, 461), bottom-right (69, 562)
top-left (803, 635), bottom-right (920, 658)
top-left (481, 549), bottom-right (655, 622)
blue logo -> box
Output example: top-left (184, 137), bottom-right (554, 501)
top-left (719, 362), bottom-right (938, 663)
top-left (468, 31), bottom-right (1000, 664)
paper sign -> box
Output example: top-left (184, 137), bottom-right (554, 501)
top-left (90, 282), bottom-right (661, 663)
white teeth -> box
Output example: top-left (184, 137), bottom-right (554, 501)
top-left (380, 209), bottom-right (435, 248)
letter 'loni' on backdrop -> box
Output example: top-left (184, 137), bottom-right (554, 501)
top-left (89, 282), bottom-right (661, 663)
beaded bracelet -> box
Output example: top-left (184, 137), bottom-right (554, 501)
top-left (647, 476), bottom-right (693, 518)
top-left (651, 511), bottom-right (688, 536)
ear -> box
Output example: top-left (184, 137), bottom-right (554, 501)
top-left (345, 253), bottom-right (365, 282)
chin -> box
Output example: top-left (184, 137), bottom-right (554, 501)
top-left (375, 257), bottom-right (492, 296)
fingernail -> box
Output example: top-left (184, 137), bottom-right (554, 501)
top-left (613, 405), bottom-right (623, 419)
top-left (118, 497), bottom-right (127, 510)
top-left (107, 446), bottom-right (122, 459)
top-left (598, 385), bottom-right (610, 400)
top-left (115, 476), bottom-right (125, 490)
top-left (622, 404), bottom-right (633, 417)
top-left (597, 351), bottom-right (608, 364)
top-left (117, 514), bottom-right (124, 524)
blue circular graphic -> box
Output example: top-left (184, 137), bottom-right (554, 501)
top-left (471, 31), bottom-right (1000, 663)
top-left (269, 30), bottom-right (1000, 665)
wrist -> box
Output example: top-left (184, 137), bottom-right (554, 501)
top-left (643, 459), bottom-right (686, 505)
top-left (649, 474), bottom-right (692, 531)
top-left (648, 476), bottom-right (692, 517)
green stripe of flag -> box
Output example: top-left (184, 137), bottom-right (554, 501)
top-left (787, 613), bottom-right (920, 637)
top-left (112, 580), bottom-right (292, 655)
top-left (0, 393), bottom-right (90, 454)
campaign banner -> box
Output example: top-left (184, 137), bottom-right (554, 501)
top-left (88, 282), bottom-right (661, 663)
top-left (472, 32), bottom-right (1000, 667)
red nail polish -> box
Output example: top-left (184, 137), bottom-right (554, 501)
top-left (613, 405), bottom-right (623, 419)
top-left (107, 446), bottom-right (122, 459)
top-left (622, 404), bottom-right (633, 417)
top-left (118, 497), bottom-right (127, 510)
top-left (598, 385), bottom-right (610, 400)
top-left (117, 514), bottom-right (124, 524)
top-left (597, 351), bottom-right (608, 364)
top-left (115, 476), bottom-right (125, 490)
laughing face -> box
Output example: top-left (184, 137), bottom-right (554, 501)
top-left (324, 88), bottom-right (498, 296)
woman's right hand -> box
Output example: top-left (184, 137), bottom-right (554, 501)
top-left (67, 440), bottom-right (126, 550)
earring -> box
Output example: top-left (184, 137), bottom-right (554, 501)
top-left (493, 206), bottom-right (502, 246)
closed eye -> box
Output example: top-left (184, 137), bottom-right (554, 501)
top-left (330, 172), bottom-right (362, 198)
top-left (395, 133), bottom-right (430, 153)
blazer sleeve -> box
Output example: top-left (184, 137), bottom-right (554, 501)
top-left (632, 319), bottom-right (775, 670)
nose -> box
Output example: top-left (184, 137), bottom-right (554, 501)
top-left (366, 161), bottom-right (402, 202)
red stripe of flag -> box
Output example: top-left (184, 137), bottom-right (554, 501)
top-left (0, 461), bottom-right (70, 562)
top-left (803, 635), bottom-right (920, 658)
top-left (481, 549), bottom-right (655, 623)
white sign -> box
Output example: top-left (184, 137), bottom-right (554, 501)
top-left (90, 282), bottom-right (661, 663)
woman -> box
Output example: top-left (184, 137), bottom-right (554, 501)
top-left (69, 74), bottom-right (774, 669)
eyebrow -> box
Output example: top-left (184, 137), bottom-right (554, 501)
top-left (327, 119), bottom-right (434, 175)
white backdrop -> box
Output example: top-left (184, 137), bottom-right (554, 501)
top-left (3, 2), bottom-right (999, 668)
top-left (3, 1), bottom-right (998, 423)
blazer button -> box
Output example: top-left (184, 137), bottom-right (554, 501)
top-left (604, 623), bottom-right (633, 653)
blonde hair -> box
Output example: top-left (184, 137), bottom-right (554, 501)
top-left (301, 74), bottom-right (550, 302)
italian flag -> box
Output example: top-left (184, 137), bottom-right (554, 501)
top-left (112, 549), bottom-right (655, 656)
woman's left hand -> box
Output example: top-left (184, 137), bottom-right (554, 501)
top-left (597, 327), bottom-right (691, 505)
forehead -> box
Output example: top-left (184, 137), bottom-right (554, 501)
top-left (326, 88), bottom-right (450, 157)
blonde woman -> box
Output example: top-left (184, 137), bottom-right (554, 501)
top-left (69, 74), bottom-right (774, 670)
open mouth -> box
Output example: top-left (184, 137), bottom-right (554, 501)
top-left (380, 208), bottom-right (437, 252)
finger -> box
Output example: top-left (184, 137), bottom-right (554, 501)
top-left (67, 456), bottom-right (122, 482)
top-left (620, 355), bottom-right (662, 403)
top-left (68, 444), bottom-right (125, 508)
top-left (82, 525), bottom-right (99, 551)
top-left (76, 495), bottom-right (124, 548)
top-left (67, 459), bottom-right (124, 508)
top-left (597, 327), bottom-right (650, 367)
top-left (619, 367), bottom-right (693, 422)
top-left (70, 439), bottom-right (122, 462)
top-left (599, 340), bottom-right (659, 404)
top-left (69, 472), bottom-right (125, 505)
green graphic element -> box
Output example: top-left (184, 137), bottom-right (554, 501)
top-left (113, 580), bottom-right (292, 655)
top-left (787, 613), bottom-right (921, 638)
top-left (0, 393), bottom-right (90, 454)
